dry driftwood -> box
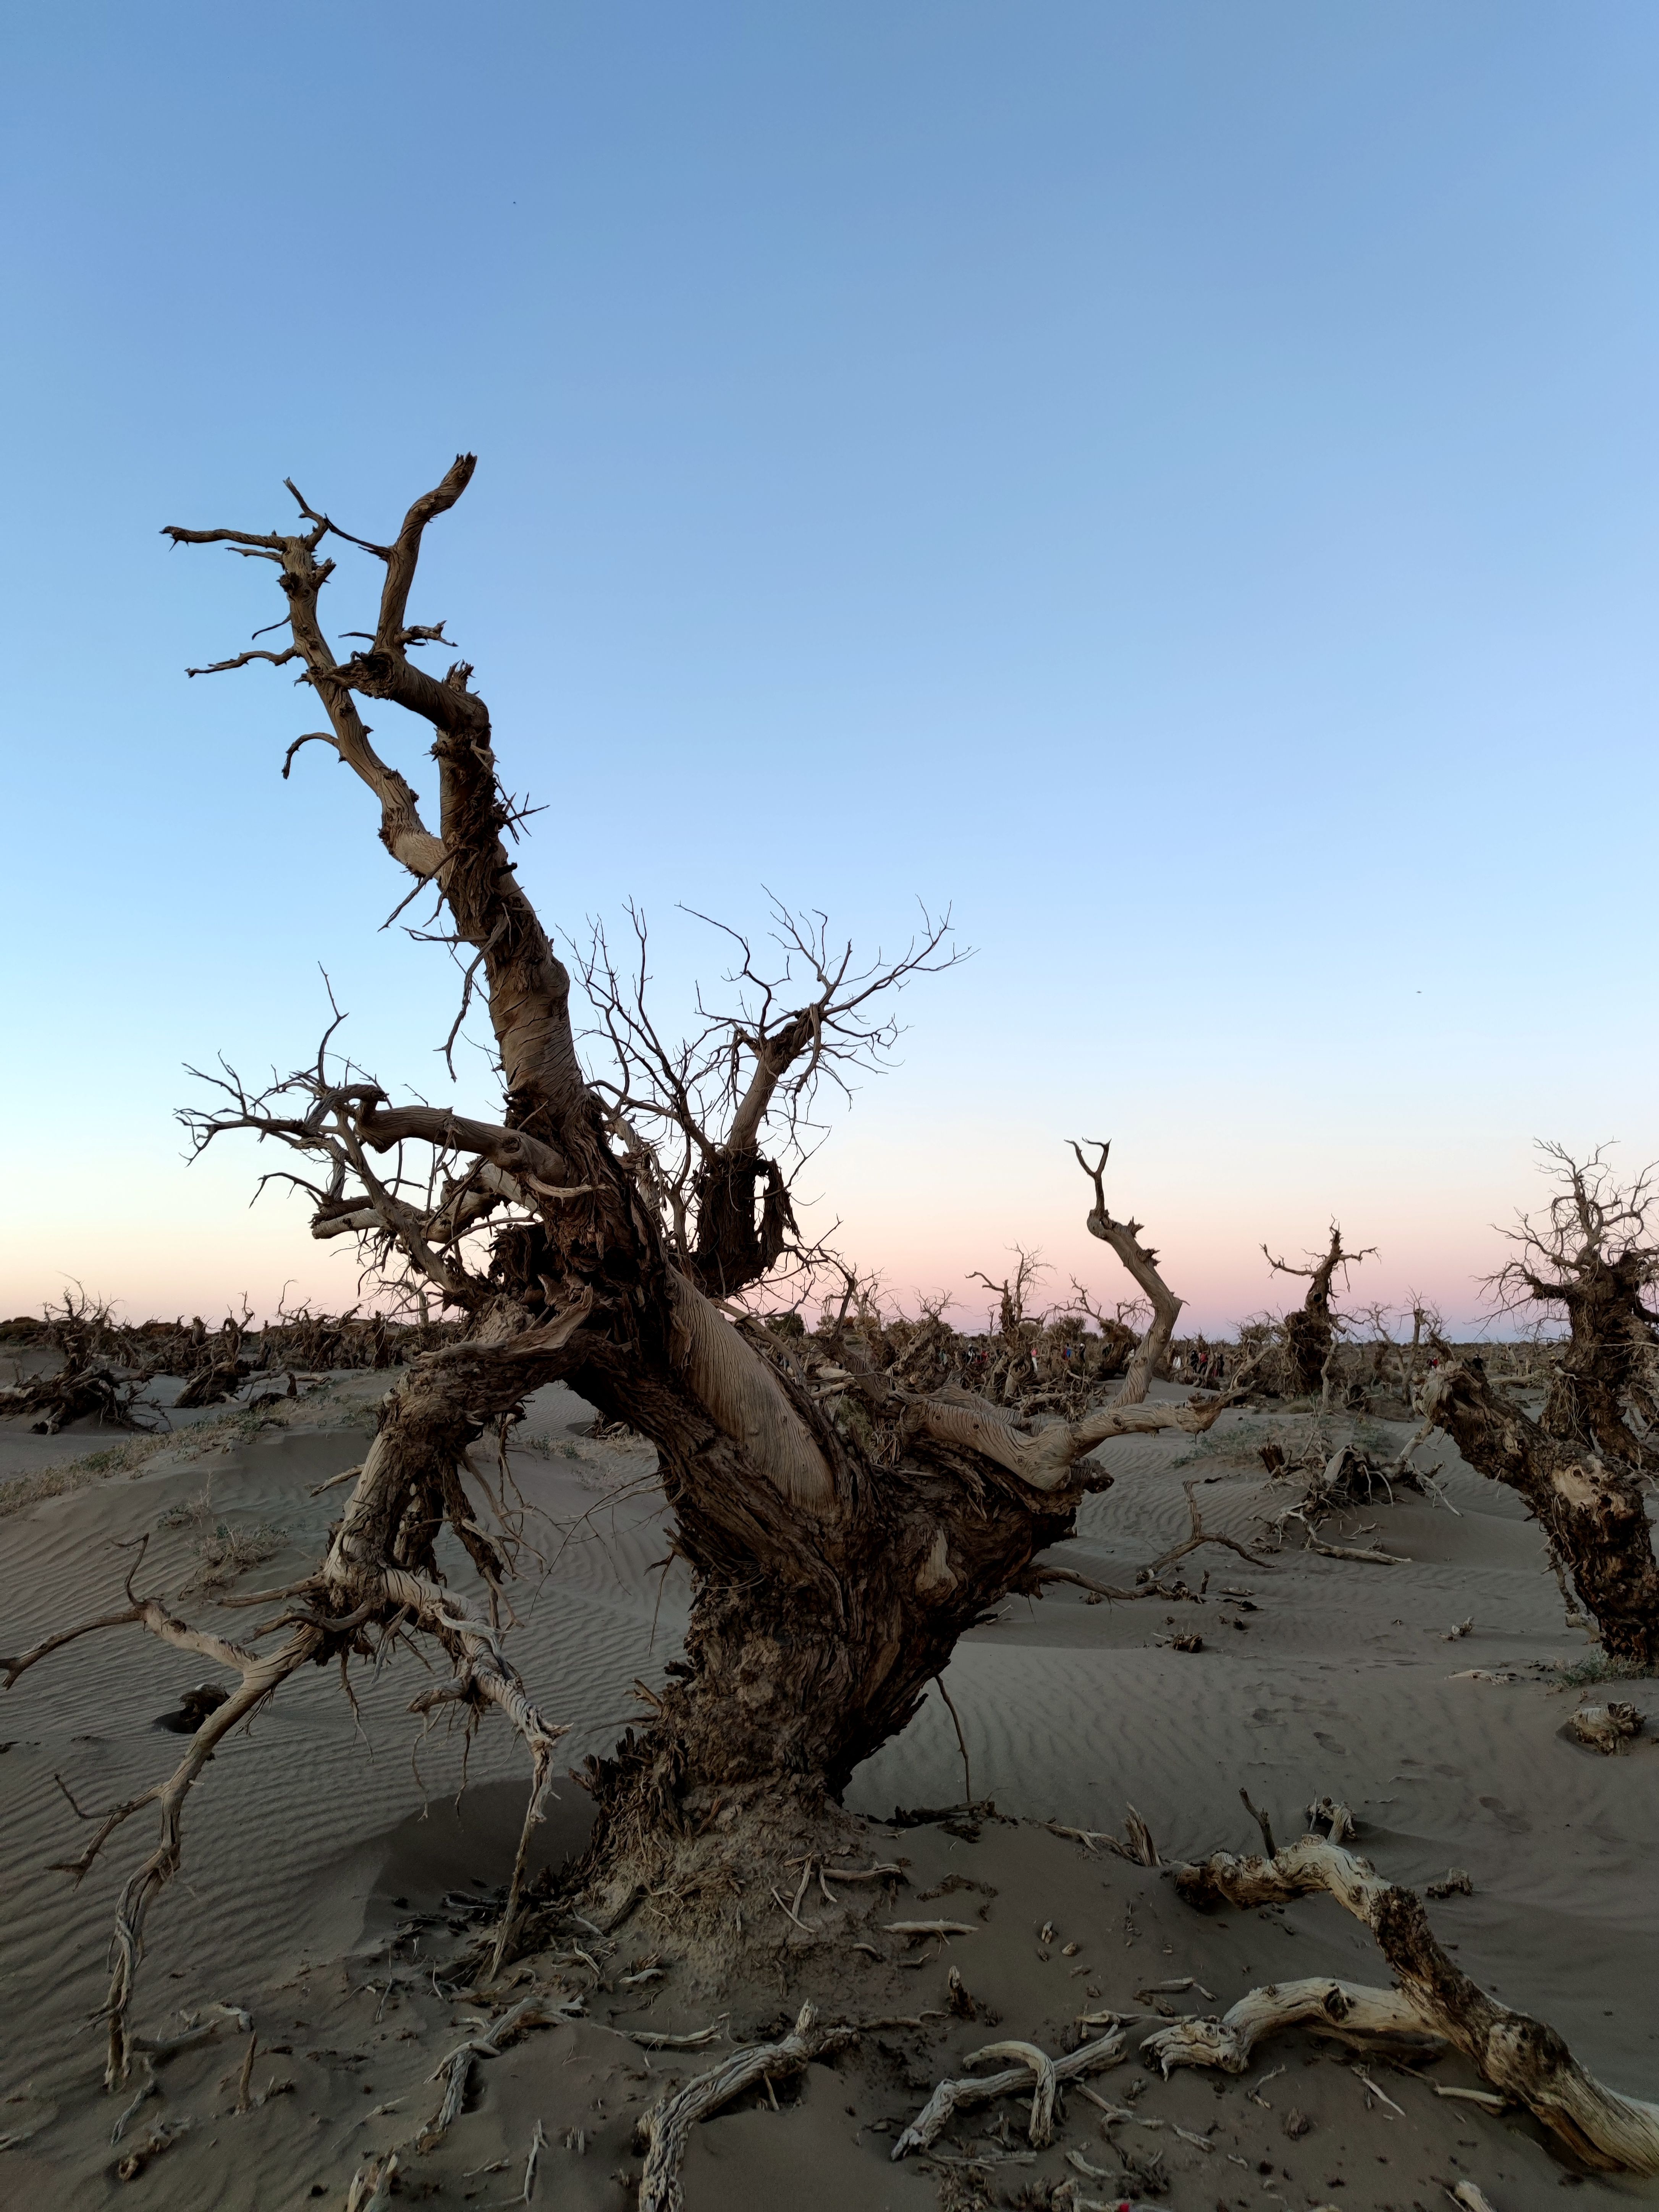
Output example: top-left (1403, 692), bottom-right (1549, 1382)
top-left (892, 2025), bottom-right (1128, 2160)
top-left (1150, 1834), bottom-right (1659, 2173)
top-left (1046, 1804), bottom-right (1159, 1865)
top-left (964, 2039), bottom-right (1059, 2145)
top-left (1146, 1478), bottom-right (1268, 1577)
top-left (1143, 1974), bottom-right (1435, 2070)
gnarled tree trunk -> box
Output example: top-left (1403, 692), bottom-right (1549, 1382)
top-left (1536, 1248), bottom-right (1659, 1470)
top-left (1263, 1223), bottom-right (1370, 1397)
top-left (1420, 1353), bottom-right (1659, 1665)
top-left (1422, 1145), bottom-right (1659, 1663)
top-left (6, 458), bottom-right (1238, 2071)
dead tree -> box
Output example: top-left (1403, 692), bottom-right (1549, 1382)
top-left (1071, 1140), bottom-right (1184, 1404)
top-left (1420, 1350), bottom-right (1659, 1664)
top-left (1262, 1223), bottom-right (1373, 1397)
top-left (3, 458), bottom-right (1240, 2079)
top-left (0, 1288), bottom-right (166, 1435)
top-left (1355, 1295), bottom-right (1441, 1410)
top-left (1413, 1146), bottom-right (1659, 1665)
top-left (1492, 1143), bottom-right (1659, 1468)
top-left (969, 1247), bottom-right (1047, 1345)
top-left (965, 1248), bottom-right (1050, 1403)
top-left (1064, 1285), bottom-right (1145, 1379)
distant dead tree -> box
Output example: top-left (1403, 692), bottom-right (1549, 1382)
top-left (2, 458), bottom-right (1242, 2084)
top-left (1070, 1140), bottom-right (1187, 1406)
top-left (1355, 1295), bottom-right (1442, 1409)
top-left (1420, 1144), bottom-right (1659, 1665)
top-left (1494, 1143), bottom-right (1659, 1467)
top-left (0, 1287), bottom-right (165, 1435)
top-left (1062, 1283), bottom-right (1146, 1378)
top-left (1261, 1223), bottom-right (1373, 1397)
top-left (968, 1247), bottom-right (1048, 1343)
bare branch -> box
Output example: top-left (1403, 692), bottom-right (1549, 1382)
top-left (186, 645), bottom-right (302, 679)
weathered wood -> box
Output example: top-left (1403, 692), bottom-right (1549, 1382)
top-left (1160, 1836), bottom-right (1659, 2173)
top-left (1420, 1354), bottom-right (1659, 1663)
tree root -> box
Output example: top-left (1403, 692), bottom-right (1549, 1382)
top-left (892, 2025), bottom-right (1128, 2160)
top-left (1154, 1834), bottom-right (1659, 2173)
top-left (1142, 1976), bottom-right (1437, 2073)
top-left (113, 2115), bottom-right (193, 2181)
top-left (964, 2039), bottom-right (1059, 2144)
top-left (1046, 1806), bottom-right (1161, 1865)
top-left (343, 2149), bottom-right (400, 2210)
top-left (417, 1991), bottom-right (581, 2152)
top-left (108, 2003), bottom-right (253, 2142)
top-left (635, 2001), bottom-right (866, 2212)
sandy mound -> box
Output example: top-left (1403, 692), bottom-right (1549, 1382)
top-left (2, 1384), bottom-right (1655, 2209)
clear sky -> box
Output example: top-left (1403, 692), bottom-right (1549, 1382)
top-left (2, 2), bottom-right (1654, 1336)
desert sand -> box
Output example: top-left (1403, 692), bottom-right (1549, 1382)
top-left (2, 1365), bottom-right (1655, 2211)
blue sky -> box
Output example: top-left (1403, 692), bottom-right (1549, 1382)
top-left (2, 2), bottom-right (1654, 1332)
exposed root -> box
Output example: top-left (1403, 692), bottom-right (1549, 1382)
top-left (418, 1991), bottom-right (582, 2152)
top-left (627, 2019), bottom-right (728, 2051)
top-left (343, 2149), bottom-right (400, 2210)
top-left (113, 2115), bottom-right (193, 2181)
top-left (1143, 1976), bottom-right (1437, 2074)
top-left (109, 2062), bottom-right (160, 2144)
top-left (635, 2000), bottom-right (866, 2212)
top-left (2, 1556), bottom-right (319, 2086)
top-left (1044, 1805), bottom-right (1160, 1864)
top-left (108, 2003), bottom-right (254, 2143)
top-left (1301, 1532), bottom-right (1410, 1565)
top-left (1305, 1795), bottom-right (1357, 1842)
top-left (965, 2039), bottom-right (1058, 2145)
top-left (1162, 1833), bottom-right (1659, 2172)
top-left (1032, 1565), bottom-right (1160, 1603)
top-left (892, 2025), bottom-right (1128, 2160)
top-left (1257, 1437), bottom-right (1419, 1564)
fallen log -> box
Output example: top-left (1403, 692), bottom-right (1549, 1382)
top-left (1148, 1834), bottom-right (1659, 2173)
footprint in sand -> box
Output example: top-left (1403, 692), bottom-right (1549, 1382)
top-left (1479, 1794), bottom-right (1530, 1833)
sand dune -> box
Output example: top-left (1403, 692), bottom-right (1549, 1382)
top-left (2, 1378), bottom-right (1654, 2209)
